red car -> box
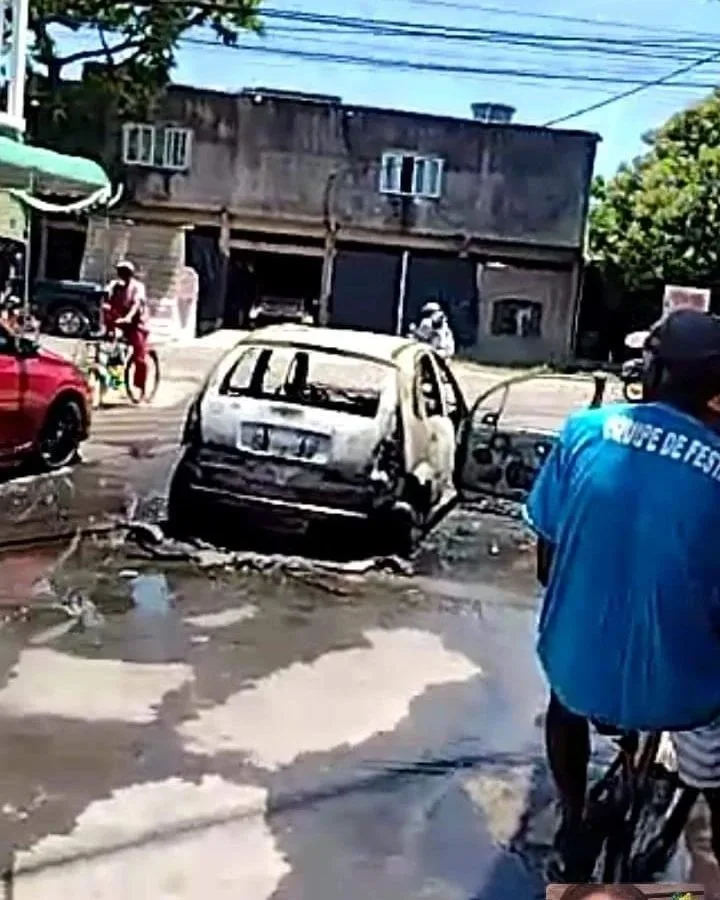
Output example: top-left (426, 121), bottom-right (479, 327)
top-left (0, 324), bottom-right (91, 471)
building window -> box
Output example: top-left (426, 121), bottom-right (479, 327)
top-left (164, 127), bottom-right (192, 170)
top-left (491, 298), bottom-right (542, 338)
top-left (122, 123), bottom-right (155, 166)
top-left (379, 152), bottom-right (443, 198)
top-left (121, 123), bottom-right (193, 171)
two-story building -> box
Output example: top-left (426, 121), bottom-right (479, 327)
top-left (46, 82), bottom-right (598, 363)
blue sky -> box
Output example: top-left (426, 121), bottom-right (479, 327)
top-left (56, 0), bottom-right (720, 178)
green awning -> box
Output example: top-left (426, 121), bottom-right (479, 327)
top-left (0, 135), bottom-right (109, 193)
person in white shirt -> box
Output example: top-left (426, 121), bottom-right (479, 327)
top-left (410, 301), bottom-right (455, 359)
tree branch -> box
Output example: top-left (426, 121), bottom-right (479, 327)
top-left (56, 37), bottom-right (143, 67)
top-left (97, 25), bottom-right (113, 65)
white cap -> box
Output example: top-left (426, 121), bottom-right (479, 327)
top-left (115, 259), bottom-right (135, 274)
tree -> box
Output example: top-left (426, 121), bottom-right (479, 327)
top-left (28, 0), bottom-right (262, 118)
top-left (589, 89), bottom-right (720, 291)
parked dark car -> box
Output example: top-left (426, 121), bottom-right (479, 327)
top-left (248, 294), bottom-right (316, 329)
top-left (32, 279), bottom-right (105, 338)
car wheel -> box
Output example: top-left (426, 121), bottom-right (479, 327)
top-left (165, 458), bottom-right (200, 539)
top-left (373, 500), bottom-right (424, 558)
top-left (53, 305), bottom-right (90, 338)
top-left (36, 397), bottom-right (84, 471)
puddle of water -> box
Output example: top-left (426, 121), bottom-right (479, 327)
top-left (131, 574), bottom-right (173, 616)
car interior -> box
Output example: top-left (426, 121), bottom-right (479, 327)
top-left (222, 345), bottom-right (387, 418)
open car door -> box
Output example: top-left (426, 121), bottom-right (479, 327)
top-left (456, 368), bottom-right (614, 501)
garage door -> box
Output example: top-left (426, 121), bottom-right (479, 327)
top-left (331, 249), bottom-right (401, 334)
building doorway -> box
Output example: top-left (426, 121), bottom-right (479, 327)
top-left (224, 248), bottom-right (322, 329)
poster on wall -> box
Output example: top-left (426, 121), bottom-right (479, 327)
top-left (146, 267), bottom-right (199, 343)
top-left (663, 284), bottom-right (711, 314)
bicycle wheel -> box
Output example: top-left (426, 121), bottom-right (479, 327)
top-left (124, 348), bottom-right (160, 404)
top-left (601, 732), bottom-right (661, 882)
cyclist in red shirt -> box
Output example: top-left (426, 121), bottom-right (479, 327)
top-left (104, 260), bottom-right (149, 398)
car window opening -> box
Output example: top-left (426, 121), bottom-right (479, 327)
top-left (222, 345), bottom-right (394, 418)
top-left (414, 354), bottom-right (444, 418)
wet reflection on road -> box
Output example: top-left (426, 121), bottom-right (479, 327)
top-left (0, 499), bottom-right (563, 899)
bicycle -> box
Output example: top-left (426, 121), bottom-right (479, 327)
top-left (80, 330), bottom-right (160, 409)
top-left (550, 726), bottom-right (694, 884)
top-left (586, 728), bottom-right (664, 881)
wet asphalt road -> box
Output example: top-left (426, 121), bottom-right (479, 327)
top-left (0, 509), bottom-right (560, 900)
top-left (1, 338), bottom-right (689, 898)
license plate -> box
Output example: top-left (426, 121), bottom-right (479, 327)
top-left (238, 422), bottom-right (330, 463)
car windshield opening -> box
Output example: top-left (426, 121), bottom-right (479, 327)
top-left (221, 345), bottom-right (394, 417)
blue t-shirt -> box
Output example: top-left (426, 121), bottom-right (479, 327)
top-left (525, 401), bottom-right (720, 731)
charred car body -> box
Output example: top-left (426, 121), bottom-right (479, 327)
top-left (167, 325), bottom-right (468, 554)
top-left (167, 325), bottom-right (612, 553)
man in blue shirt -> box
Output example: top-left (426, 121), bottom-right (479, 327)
top-left (525, 309), bottom-right (720, 878)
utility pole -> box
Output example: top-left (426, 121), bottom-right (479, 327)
top-left (319, 170), bottom-right (339, 327)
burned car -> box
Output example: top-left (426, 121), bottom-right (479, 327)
top-left (167, 324), bottom-right (468, 554)
top-left (455, 367), bottom-right (613, 499)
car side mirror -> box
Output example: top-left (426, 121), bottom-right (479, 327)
top-left (15, 335), bottom-right (38, 357)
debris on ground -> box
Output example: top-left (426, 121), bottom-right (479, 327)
top-left (123, 528), bottom-right (415, 583)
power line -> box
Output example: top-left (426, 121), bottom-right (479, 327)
top-left (267, 28), bottom-right (720, 81)
top-left (150, 0), bottom-right (719, 41)
top-left (383, 0), bottom-right (717, 40)
top-left (149, 2), bottom-right (720, 50)
top-left (179, 33), bottom-right (720, 89)
top-left (55, 20), bottom-right (720, 90)
top-left (253, 7), bottom-right (720, 49)
top-left (544, 48), bottom-right (720, 126)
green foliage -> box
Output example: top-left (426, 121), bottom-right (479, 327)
top-left (28, 0), bottom-right (261, 117)
top-left (588, 89), bottom-right (720, 290)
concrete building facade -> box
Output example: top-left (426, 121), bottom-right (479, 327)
top-left (40, 82), bottom-right (599, 362)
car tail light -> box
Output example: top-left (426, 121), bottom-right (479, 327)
top-left (181, 395), bottom-right (202, 445)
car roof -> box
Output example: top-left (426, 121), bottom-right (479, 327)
top-left (238, 324), bottom-right (417, 364)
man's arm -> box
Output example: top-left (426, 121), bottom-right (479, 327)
top-left (536, 536), bottom-right (555, 588)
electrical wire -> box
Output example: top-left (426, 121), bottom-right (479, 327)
top-left (147, 1), bottom-right (720, 51)
top-left (174, 33), bottom-right (720, 90)
top-left (380, 0), bottom-right (718, 40)
top-left (543, 47), bottom-right (720, 125)
top-left (49, 1), bottom-right (720, 113)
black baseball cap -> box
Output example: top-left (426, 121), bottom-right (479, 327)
top-left (644, 309), bottom-right (720, 403)
top-left (648, 308), bottom-right (720, 364)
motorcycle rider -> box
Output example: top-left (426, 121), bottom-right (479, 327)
top-left (411, 301), bottom-right (455, 358)
top-left (525, 308), bottom-right (720, 878)
top-left (104, 260), bottom-right (149, 399)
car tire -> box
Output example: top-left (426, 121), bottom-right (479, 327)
top-left (52, 305), bottom-right (90, 338)
top-left (372, 499), bottom-right (424, 559)
top-left (36, 397), bottom-right (84, 471)
top-left (165, 457), bottom-right (200, 539)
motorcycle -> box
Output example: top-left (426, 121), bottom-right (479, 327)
top-left (620, 330), bottom-right (648, 402)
